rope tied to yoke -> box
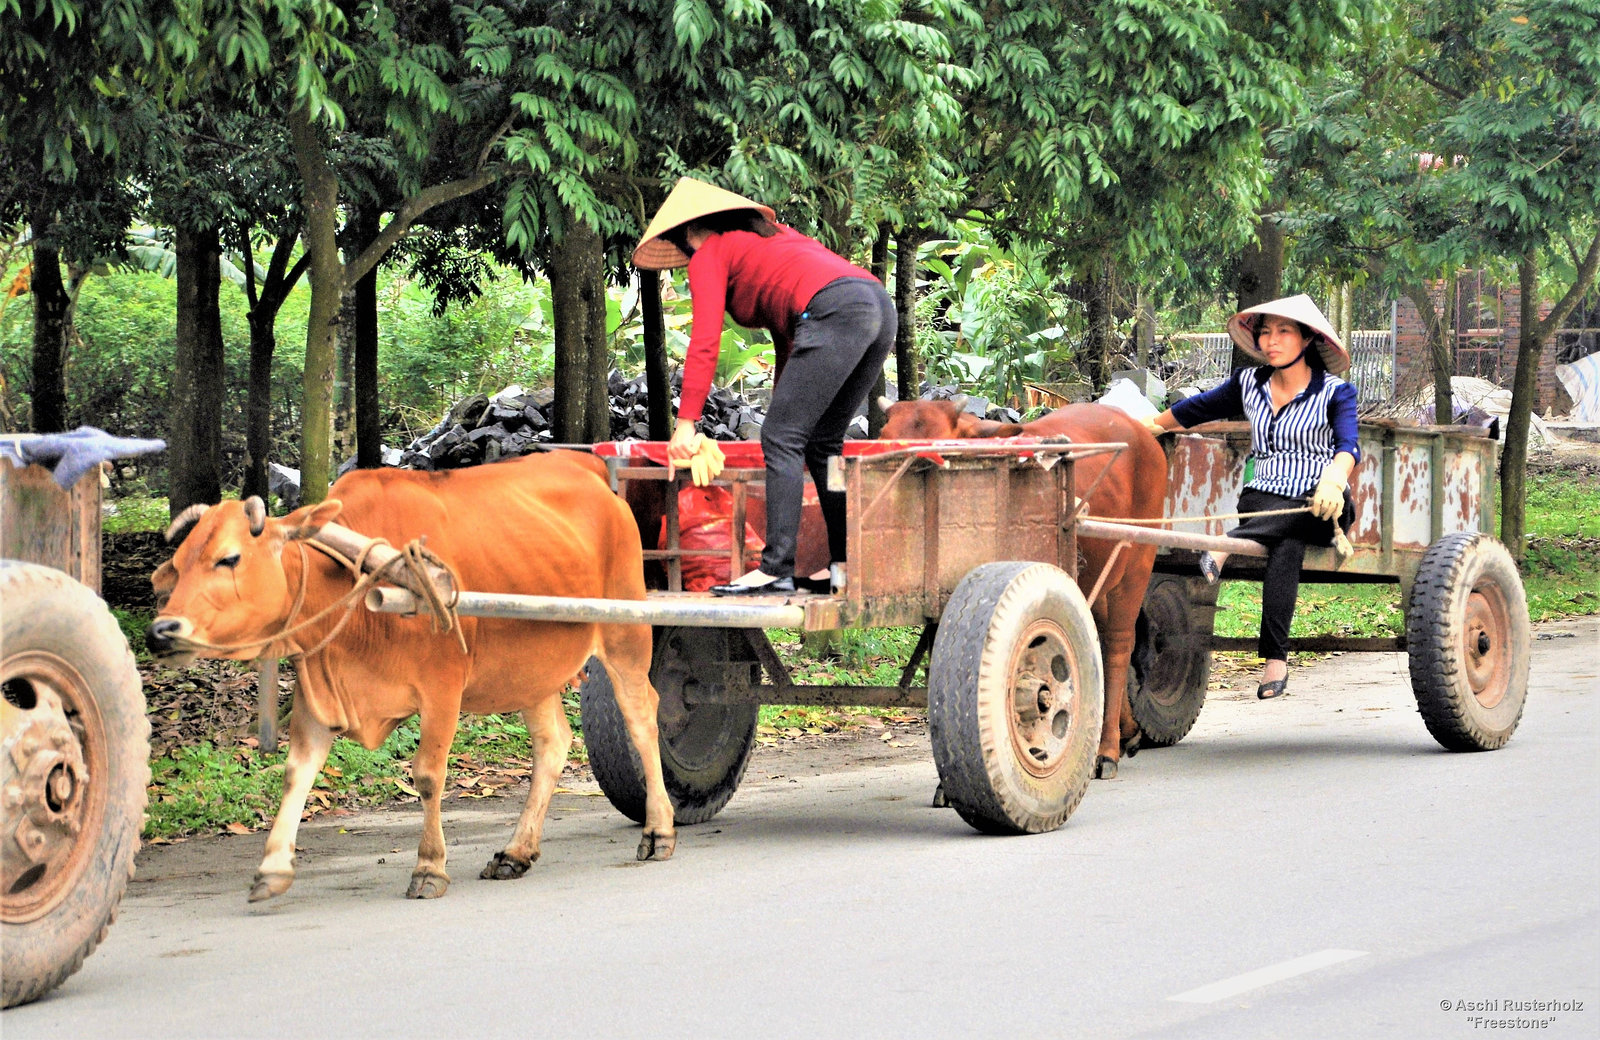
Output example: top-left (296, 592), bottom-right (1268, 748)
top-left (172, 535), bottom-right (468, 661)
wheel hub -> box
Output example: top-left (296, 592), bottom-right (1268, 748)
top-left (2, 653), bottom-right (100, 922)
top-left (1008, 623), bottom-right (1078, 776)
top-left (1461, 586), bottom-right (1510, 710)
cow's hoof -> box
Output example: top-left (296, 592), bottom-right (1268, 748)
top-left (931, 783), bottom-right (950, 809)
top-left (248, 871), bottom-right (293, 902)
top-left (479, 850), bottom-right (536, 881)
top-left (1094, 755), bottom-right (1119, 780)
top-left (405, 870), bottom-right (451, 899)
top-left (637, 830), bottom-right (676, 861)
top-left (1122, 730), bottom-right (1143, 759)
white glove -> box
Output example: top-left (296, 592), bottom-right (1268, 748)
top-left (1309, 469), bottom-right (1347, 522)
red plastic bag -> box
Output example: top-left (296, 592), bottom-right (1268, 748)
top-left (659, 485), bottom-right (765, 592)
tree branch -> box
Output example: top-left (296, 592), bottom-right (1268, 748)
top-left (1535, 229), bottom-right (1600, 339)
top-left (345, 167), bottom-right (505, 285)
top-left (1404, 65), bottom-right (1467, 101)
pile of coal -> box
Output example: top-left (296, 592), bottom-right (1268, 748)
top-left (397, 371), bottom-right (772, 471)
top-left (919, 383), bottom-right (1024, 425)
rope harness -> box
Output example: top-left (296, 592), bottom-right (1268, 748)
top-left (173, 536), bottom-right (468, 662)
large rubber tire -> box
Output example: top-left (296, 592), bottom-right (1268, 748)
top-left (1128, 574), bottom-right (1214, 747)
top-left (2, 561), bottom-right (149, 1008)
top-left (929, 562), bottom-right (1103, 835)
top-left (579, 627), bottom-right (759, 826)
top-left (1405, 533), bottom-right (1531, 751)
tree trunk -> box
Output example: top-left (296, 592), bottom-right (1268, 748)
top-left (1084, 258), bottom-right (1115, 394)
top-left (352, 207), bottom-right (383, 469)
top-left (1403, 278), bottom-right (1457, 425)
top-left (868, 222), bottom-right (891, 434)
top-left (1233, 213), bottom-right (1284, 370)
top-left (1499, 258), bottom-right (1540, 561)
top-left (641, 270), bottom-right (670, 440)
top-left (1433, 274), bottom-right (1458, 425)
top-left (241, 234), bottom-right (307, 503)
top-left (242, 305), bottom-right (276, 502)
top-left (894, 227), bottom-right (922, 402)
top-left (550, 214), bottom-right (608, 443)
top-left (288, 105), bottom-right (344, 503)
top-left (169, 226), bottom-right (225, 516)
top-left (27, 214), bottom-right (71, 433)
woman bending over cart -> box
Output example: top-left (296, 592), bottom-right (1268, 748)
top-left (1143, 295), bottom-right (1358, 700)
top-left (633, 177), bottom-right (895, 596)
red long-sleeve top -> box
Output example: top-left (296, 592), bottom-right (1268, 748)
top-left (678, 226), bottom-right (875, 422)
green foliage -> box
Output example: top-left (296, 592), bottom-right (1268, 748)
top-left (915, 227), bottom-right (1074, 402)
top-left (378, 266), bottom-right (554, 432)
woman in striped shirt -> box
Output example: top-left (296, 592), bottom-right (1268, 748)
top-left (1144, 295), bottom-right (1358, 699)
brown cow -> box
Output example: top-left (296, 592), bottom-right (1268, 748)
top-left (147, 451), bottom-right (673, 900)
top-left (879, 398), bottom-right (1168, 778)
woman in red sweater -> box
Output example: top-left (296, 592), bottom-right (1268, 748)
top-left (634, 178), bottom-right (896, 596)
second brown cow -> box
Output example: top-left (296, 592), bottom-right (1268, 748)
top-left (879, 397), bottom-right (1168, 778)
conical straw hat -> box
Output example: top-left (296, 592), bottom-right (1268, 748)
top-left (632, 177), bottom-right (777, 270)
top-left (1226, 294), bottom-right (1351, 374)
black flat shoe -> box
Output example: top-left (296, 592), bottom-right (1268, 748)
top-left (710, 577), bottom-right (795, 596)
top-left (795, 575), bottom-right (831, 594)
top-left (1199, 552), bottom-right (1221, 585)
top-left (1256, 678), bottom-right (1288, 700)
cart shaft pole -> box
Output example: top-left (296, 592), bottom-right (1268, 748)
top-left (365, 586), bottom-right (806, 629)
top-left (1076, 519), bottom-right (1270, 557)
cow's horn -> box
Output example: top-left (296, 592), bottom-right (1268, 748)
top-left (244, 496), bottom-right (267, 536)
top-left (163, 503), bottom-right (211, 544)
top-left (948, 394), bottom-right (969, 411)
top-left (875, 396), bottom-right (895, 413)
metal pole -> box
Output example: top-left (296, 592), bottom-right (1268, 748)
top-left (366, 586), bottom-right (807, 629)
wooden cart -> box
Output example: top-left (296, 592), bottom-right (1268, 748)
top-left (1124, 421), bottom-right (1529, 754)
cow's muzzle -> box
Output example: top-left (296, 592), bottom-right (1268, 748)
top-left (145, 617), bottom-right (199, 666)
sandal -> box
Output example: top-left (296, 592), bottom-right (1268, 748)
top-left (1256, 678), bottom-right (1288, 700)
top-left (1199, 552), bottom-right (1221, 585)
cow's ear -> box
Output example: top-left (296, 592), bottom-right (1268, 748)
top-left (151, 560), bottom-right (177, 611)
top-left (280, 499), bottom-right (344, 541)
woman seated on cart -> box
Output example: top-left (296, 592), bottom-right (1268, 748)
top-left (1144, 295), bottom-right (1358, 700)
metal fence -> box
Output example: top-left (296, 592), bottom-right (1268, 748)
top-left (1162, 326), bottom-right (1396, 405)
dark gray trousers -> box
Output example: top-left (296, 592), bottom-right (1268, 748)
top-left (758, 278), bottom-right (896, 578)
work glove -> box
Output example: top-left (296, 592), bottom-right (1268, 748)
top-left (1308, 467), bottom-right (1347, 522)
top-left (686, 437), bottom-right (725, 487)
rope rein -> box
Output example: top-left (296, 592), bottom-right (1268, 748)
top-left (174, 536), bottom-right (468, 661)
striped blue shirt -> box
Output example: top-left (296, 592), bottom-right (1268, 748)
top-left (1170, 366), bottom-right (1360, 497)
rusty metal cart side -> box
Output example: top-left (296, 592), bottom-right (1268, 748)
top-left (369, 441), bottom-right (1123, 836)
top-left (1121, 420), bottom-right (1529, 752)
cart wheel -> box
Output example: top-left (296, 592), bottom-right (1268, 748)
top-left (3, 561), bottom-right (149, 1009)
top-left (929, 562), bottom-right (1102, 835)
top-left (579, 627), bottom-right (759, 825)
top-left (1405, 533), bottom-right (1531, 751)
top-left (1128, 574), bottom-right (1215, 747)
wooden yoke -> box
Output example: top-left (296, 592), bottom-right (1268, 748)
top-left (309, 521), bottom-right (459, 601)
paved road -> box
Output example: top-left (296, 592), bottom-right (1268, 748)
top-left (6, 619), bottom-right (1596, 1040)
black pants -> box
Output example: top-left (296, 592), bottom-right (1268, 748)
top-left (1230, 487), bottom-right (1355, 661)
top-left (758, 278), bottom-right (896, 579)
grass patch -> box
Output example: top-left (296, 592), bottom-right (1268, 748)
top-left (103, 495), bottom-right (170, 534)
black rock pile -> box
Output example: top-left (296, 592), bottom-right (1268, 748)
top-left (397, 371), bottom-right (772, 471)
top-left (395, 375), bottom-right (1027, 472)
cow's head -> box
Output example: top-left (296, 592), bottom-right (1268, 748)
top-left (878, 396), bottom-right (1025, 440)
top-left (147, 496), bottom-right (343, 665)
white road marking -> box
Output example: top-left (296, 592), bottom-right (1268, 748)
top-left (1168, 949), bottom-right (1369, 1003)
